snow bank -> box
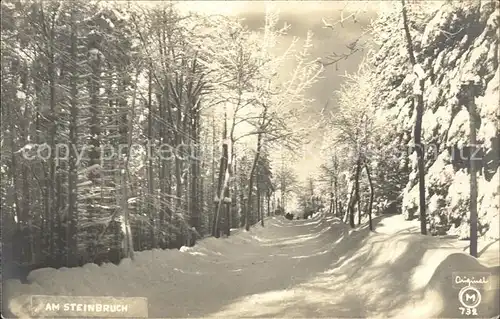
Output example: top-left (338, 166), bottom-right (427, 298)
top-left (3, 213), bottom-right (498, 318)
top-left (2, 212), bottom-right (333, 318)
top-left (208, 214), bottom-right (499, 318)
top-left (369, 0), bottom-right (499, 239)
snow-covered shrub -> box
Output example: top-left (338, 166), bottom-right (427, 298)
top-left (427, 194), bottom-right (449, 236)
top-left (358, 0), bottom-right (499, 239)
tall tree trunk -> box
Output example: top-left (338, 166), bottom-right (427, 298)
top-left (121, 172), bottom-right (134, 260)
top-left (266, 192), bottom-right (271, 217)
top-left (280, 161), bottom-right (286, 212)
top-left (34, 84), bottom-right (45, 264)
top-left (333, 155), bottom-right (339, 217)
top-left (223, 174), bottom-right (231, 236)
top-left (357, 196), bottom-right (362, 225)
top-left (172, 72), bottom-right (184, 224)
top-left (232, 154), bottom-right (239, 229)
top-left (354, 158), bottom-right (362, 226)
top-left (48, 21), bottom-right (57, 260)
top-left (364, 161), bottom-right (374, 231)
top-left (347, 182), bottom-right (356, 228)
top-left (240, 190), bottom-right (246, 227)
top-left (120, 70), bottom-right (139, 260)
top-left (466, 82), bottom-right (479, 257)
top-left (338, 200), bottom-right (342, 220)
top-left (87, 42), bottom-right (102, 260)
top-left (157, 93), bottom-right (166, 248)
top-left (190, 108), bottom-right (201, 235)
top-left (55, 168), bottom-right (63, 264)
top-left (199, 153), bottom-right (205, 235)
top-left (355, 157), bottom-right (362, 225)
top-left (22, 163), bottom-right (32, 263)
top-left (213, 114), bottom-right (228, 237)
top-left (329, 174), bottom-right (334, 216)
top-left (257, 186), bottom-right (263, 227)
top-left (159, 87), bottom-right (172, 248)
top-left (210, 115), bottom-right (216, 233)
top-left (53, 44), bottom-right (65, 262)
top-left (223, 142), bottom-right (232, 236)
top-left (246, 130), bottom-right (263, 231)
top-left (174, 142), bottom-right (183, 225)
top-left (334, 177), bottom-right (339, 218)
top-left (402, 0), bottom-right (427, 235)
top-left (212, 145), bottom-right (227, 237)
top-left (147, 66), bottom-right (156, 249)
top-left (38, 6), bottom-right (58, 259)
top-left (6, 77), bottom-right (22, 262)
top-left (67, 8), bottom-right (79, 267)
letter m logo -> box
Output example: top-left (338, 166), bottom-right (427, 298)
top-left (465, 293), bottom-right (476, 302)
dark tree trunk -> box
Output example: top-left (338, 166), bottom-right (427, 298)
top-left (6, 74), bottom-right (22, 261)
top-left (55, 168), bottom-right (63, 264)
top-left (222, 134), bottom-right (231, 236)
top-left (212, 144), bottom-right (227, 237)
top-left (355, 158), bottom-right (362, 225)
top-left (364, 161), bottom-right (374, 231)
top-left (157, 92), bottom-right (166, 248)
top-left (223, 180), bottom-right (231, 236)
top-left (267, 192), bottom-right (271, 217)
top-left (466, 82), bottom-right (479, 257)
top-left (347, 184), bottom-right (356, 228)
top-left (257, 186), bottom-right (263, 227)
top-left (48, 23), bottom-right (57, 259)
top-left (354, 158), bottom-right (362, 226)
top-left (213, 115), bottom-right (228, 237)
top-left (333, 157), bottom-right (339, 218)
top-left (67, 8), bottom-right (79, 267)
top-left (210, 116), bottom-right (216, 233)
top-left (190, 108), bottom-right (201, 235)
top-left (329, 174), bottom-right (334, 216)
top-left (147, 66), bottom-right (156, 249)
top-left (87, 40), bottom-right (102, 260)
top-left (246, 131), bottom-right (263, 231)
top-left (402, 0), bottom-right (427, 235)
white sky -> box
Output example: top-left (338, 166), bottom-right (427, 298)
top-left (143, 1), bottom-right (383, 16)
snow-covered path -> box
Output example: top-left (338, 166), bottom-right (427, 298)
top-left (4, 212), bottom-right (499, 318)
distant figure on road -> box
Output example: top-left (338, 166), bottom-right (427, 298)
top-left (284, 212), bottom-right (294, 220)
top-left (303, 208), bottom-right (314, 220)
top-left (274, 206), bottom-right (285, 215)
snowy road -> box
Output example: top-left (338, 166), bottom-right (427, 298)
top-left (141, 213), bottom-right (349, 318)
top-left (4, 212), bottom-right (499, 318)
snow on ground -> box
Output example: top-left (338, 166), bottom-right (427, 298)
top-left (3, 213), bottom-right (499, 318)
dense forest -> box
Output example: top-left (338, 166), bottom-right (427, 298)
top-left (1, 0), bottom-right (322, 271)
